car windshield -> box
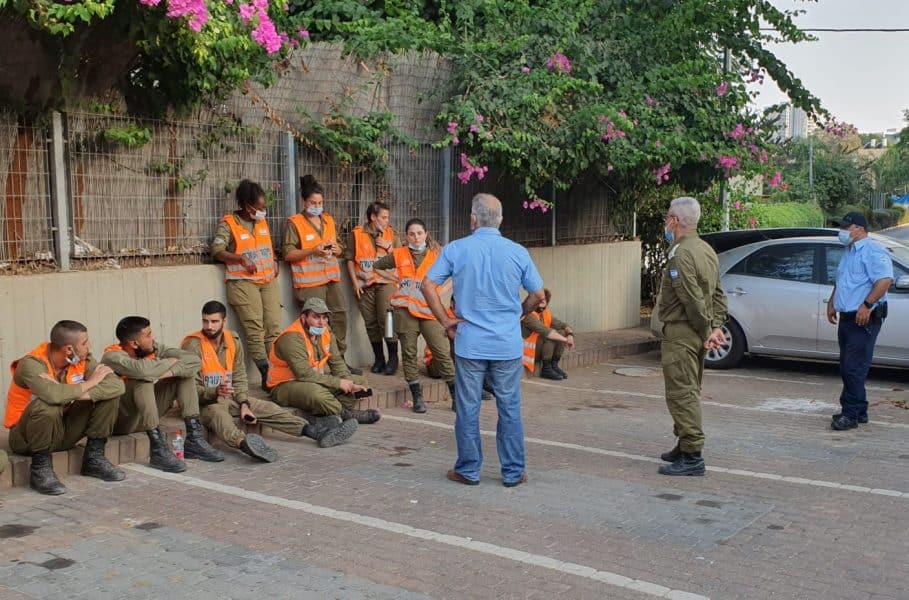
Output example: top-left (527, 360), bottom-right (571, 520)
top-left (883, 243), bottom-right (909, 266)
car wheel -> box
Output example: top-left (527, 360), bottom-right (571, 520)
top-left (704, 319), bottom-right (746, 369)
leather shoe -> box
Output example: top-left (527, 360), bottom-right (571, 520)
top-left (446, 469), bottom-right (479, 486)
top-left (833, 413), bottom-right (868, 424)
top-left (503, 472), bottom-right (528, 488)
top-left (831, 414), bottom-right (858, 431)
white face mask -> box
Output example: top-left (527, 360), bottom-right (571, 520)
top-left (65, 350), bottom-right (81, 366)
top-left (253, 209), bottom-right (267, 221)
top-left (308, 326), bottom-right (325, 336)
top-left (838, 230), bottom-right (853, 246)
top-left (409, 243), bottom-right (426, 253)
top-left (306, 206), bottom-right (324, 217)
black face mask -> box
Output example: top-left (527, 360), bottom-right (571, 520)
top-left (536, 307), bottom-right (545, 314)
top-left (202, 326), bottom-right (223, 340)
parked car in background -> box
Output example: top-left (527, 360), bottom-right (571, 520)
top-left (651, 228), bottom-right (909, 369)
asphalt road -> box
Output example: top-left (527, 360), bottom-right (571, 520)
top-left (883, 222), bottom-right (909, 242)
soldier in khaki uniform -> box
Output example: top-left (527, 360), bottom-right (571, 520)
top-left (656, 196), bottom-right (728, 476)
top-left (6, 320), bottom-right (125, 495)
top-left (521, 289), bottom-right (575, 380)
top-left (182, 301), bottom-right (357, 459)
top-left (268, 298), bottom-right (380, 424)
top-left (373, 218), bottom-right (454, 413)
top-left (211, 179), bottom-right (282, 389)
top-left (344, 201), bottom-right (400, 375)
top-left (103, 316), bottom-right (223, 472)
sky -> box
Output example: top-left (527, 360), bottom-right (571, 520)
top-left (751, 0), bottom-right (909, 133)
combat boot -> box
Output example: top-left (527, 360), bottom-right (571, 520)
top-left (239, 433), bottom-right (278, 463)
top-left (147, 427), bottom-right (186, 473)
top-left (302, 416), bottom-right (358, 448)
top-left (81, 438), bottom-right (126, 481)
top-left (370, 341), bottom-right (386, 373)
top-left (29, 451), bottom-right (66, 495)
top-left (540, 360), bottom-right (564, 380)
top-left (340, 408), bottom-right (381, 424)
top-left (409, 382), bottom-right (426, 413)
top-left (184, 416), bottom-right (225, 462)
top-left (255, 359), bottom-right (270, 392)
top-left (658, 452), bottom-right (706, 476)
top-left (384, 340), bottom-right (399, 375)
top-left (551, 355), bottom-right (568, 379)
top-left (448, 382), bottom-right (457, 412)
top-left (659, 444), bottom-right (682, 463)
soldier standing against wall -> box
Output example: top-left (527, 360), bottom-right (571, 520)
top-left (656, 196), bottom-right (728, 477)
top-left (211, 179), bottom-right (282, 390)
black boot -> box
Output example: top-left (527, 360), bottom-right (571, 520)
top-left (239, 433), bottom-right (278, 463)
top-left (81, 438), bottom-right (126, 482)
top-left (346, 361), bottom-right (364, 376)
top-left (448, 382), bottom-right (457, 412)
top-left (302, 416), bottom-right (358, 448)
top-left (659, 444), bottom-right (681, 463)
top-left (340, 408), bottom-right (381, 424)
top-left (29, 451), bottom-right (66, 495)
top-left (384, 340), bottom-right (399, 375)
top-left (540, 360), bottom-right (564, 380)
top-left (409, 382), bottom-right (426, 413)
top-left (370, 341), bottom-right (386, 373)
top-left (255, 359), bottom-right (270, 392)
top-left (184, 416), bottom-right (224, 462)
top-left (551, 355), bottom-right (568, 379)
top-left (658, 451), bottom-right (706, 476)
top-left (147, 427), bottom-right (186, 473)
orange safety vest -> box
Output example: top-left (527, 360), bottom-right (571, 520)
top-left (221, 214), bottom-right (276, 284)
top-left (390, 246), bottom-right (438, 320)
top-left (267, 319), bottom-right (333, 388)
top-left (5, 342), bottom-right (88, 429)
top-left (287, 213), bottom-right (342, 288)
top-left (352, 225), bottom-right (397, 287)
top-left (182, 330), bottom-right (236, 389)
top-left (522, 309), bottom-right (552, 371)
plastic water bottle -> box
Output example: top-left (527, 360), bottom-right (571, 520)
top-left (172, 429), bottom-right (185, 460)
top-left (384, 308), bottom-right (395, 340)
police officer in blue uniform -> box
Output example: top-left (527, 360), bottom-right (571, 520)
top-left (826, 212), bottom-right (893, 431)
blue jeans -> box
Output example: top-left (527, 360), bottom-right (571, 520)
top-left (452, 356), bottom-right (525, 483)
top-left (837, 318), bottom-right (882, 420)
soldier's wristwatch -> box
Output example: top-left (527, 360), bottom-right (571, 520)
top-left (863, 300), bottom-right (874, 309)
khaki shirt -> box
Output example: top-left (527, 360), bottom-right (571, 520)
top-left (521, 311), bottom-right (571, 339)
top-left (343, 223), bottom-right (399, 261)
top-left (211, 212), bottom-right (259, 260)
top-left (282, 214), bottom-right (346, 258)
top-left (657, 232), bottom-right (728, 340)
top-left (102, 342), bottom-right (201, 382)
top-left (181, 332), bottom-right (249, 407)
top-left (13, 353), bottom-right (124, 406)
top-left (273, 328), bottom-right (350, 390)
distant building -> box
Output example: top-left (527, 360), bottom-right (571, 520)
top-left (768, 104), bottom-right (809, 141)
top-left (790, 107), bottom-right (808, 139)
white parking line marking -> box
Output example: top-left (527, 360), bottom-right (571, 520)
top-left (600, 362), bottom-right (825, 386)
top-left (383, 415), bottom-right (908, 499)
top-left (123, 464), bottom-right (707, 600)
top-left (523, 380), bottom-right (909, 430)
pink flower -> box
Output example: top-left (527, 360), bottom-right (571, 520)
top-left (654, 163), bottom-right (671, 186)
top-left (728, 123), bottom-right (751, 140)
top-left (139, 0), bottom-right (161, 5)
top-left (297, 28), bottom-right (310, 40)
top-left (607, 164), bottom-right (614, 172)
top-left (475, 114), bottom-right (484, 123)
top-left (522, 66), bottom-right (531, 74)
top-left (655, 140), bottom-right (662, 148)
top-left (716, 81), bottom-right (729, 97)
top-left (469, 124), bottom-right (478, 133)
top-left (166, 0), bottom-right (209, 31)
top-left (452, 136), bottom-right (459, 146)
top-left (446, 121), bottom-right (458, 135)
top-left (239, 3), bottom-right (255, 23)
top-left (767, 171), bottom-right (782, 189)
top-left (545, 52), bottom-right (572, 74)
top-left (716, 155), bottom-right (740, 176)
top-left (734, 200), bottom-right (742, 210)
top-left (645, 95), bottom-right (655, 107)
top-left (748, 217), bottom-right (759, 229)
top-left (523, 201), bottom-right (529, 209)
top-left (457, 154), bottom-right (489, 184)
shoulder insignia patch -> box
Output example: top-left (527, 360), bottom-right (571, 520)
top-left (669, 268), bottom-right (679, 280)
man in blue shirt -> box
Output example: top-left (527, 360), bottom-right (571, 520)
top-left (826, 212), bottom-right (893, 430)
top-left (423, 193), bottom-right (545, 487)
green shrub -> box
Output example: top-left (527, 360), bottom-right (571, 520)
top-left (749, 202), bottom-right (824, 228)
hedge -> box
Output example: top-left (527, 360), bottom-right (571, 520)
top-left (750, 202), bottom-right (825, 228)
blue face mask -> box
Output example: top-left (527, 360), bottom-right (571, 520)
top-left (306, 206), bottom-right (324, 217)
top-left (65, 350), bottom-right (81, 366)
top-left (308, 326), bottom-right (325, 336)
top-left (838, 230), bottom-right (853, 246)
top-left (408, 243), bottom-right (426, 253)
top-left (664, 228), bottom-right (674, 244)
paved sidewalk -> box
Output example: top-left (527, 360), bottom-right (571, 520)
top-left (1, 348), bottom-right (907, 599)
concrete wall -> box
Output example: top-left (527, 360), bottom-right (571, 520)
top-left (0, 240), bottom-right (640, 415)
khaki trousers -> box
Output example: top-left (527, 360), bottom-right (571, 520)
top-left (113, 377), bottom-right (200, 435)
top-left (226, 278), bottom-right (283, 362)
top-left (270, 374), bottom-right (368, 416)
top-left (9, 397), bottom-right (119, 455)
top-left (395, 308), bottom-right (454, 384)
top-left (201, 396), bottom-right (307, 447)
top-left (661, 321), bottom-right (707, 453)
top-left (356, 283), bottom-right (396, 343)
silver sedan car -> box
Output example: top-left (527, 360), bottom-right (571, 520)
top-left (651, 228), bottom-right (909, 369)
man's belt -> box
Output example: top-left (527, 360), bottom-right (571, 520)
top-left (840, 302), bottom-right (888, 323)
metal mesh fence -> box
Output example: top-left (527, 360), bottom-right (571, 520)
top-left (65, 111), bottom-right (287, 266)
top-left (0, 111), bottom-right (54, 269)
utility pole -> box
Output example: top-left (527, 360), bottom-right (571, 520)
top-left (808, 134), bottom-right (815, 202)
top-left (720, 48), bottom-right (732, 231)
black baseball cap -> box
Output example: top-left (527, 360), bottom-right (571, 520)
top-left (832, 211), bottom-right (868, 229)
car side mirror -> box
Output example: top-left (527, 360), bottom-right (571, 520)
top-left (895, 275), bottom-right (909, 290)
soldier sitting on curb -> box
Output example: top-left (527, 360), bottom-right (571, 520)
top-left (268, 298), bottom-right (381, 425)
top-left (521, 289), bottom-right (575, 380)
top-left (6, 320), bottom-right (126, 495)
top-left (182, 301), bottom-right (357, 461)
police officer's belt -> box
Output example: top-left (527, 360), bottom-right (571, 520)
top-left (840, 302), bottom-right (888, 323)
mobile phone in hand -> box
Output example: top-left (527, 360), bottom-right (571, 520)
top-left (353, 388), bottom-right (373, 399)
top-left (242, 414), bottom-right (256, 423)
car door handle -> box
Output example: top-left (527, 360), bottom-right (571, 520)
top-left (728, 287), bottom-right (747, 296)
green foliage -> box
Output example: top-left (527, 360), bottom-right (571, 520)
top-left (2, 0), bottom-right (116, 36)
top-left (749, 202), bottom-right (824, 228)
top-left (102, 125), bottom-right (152, 148)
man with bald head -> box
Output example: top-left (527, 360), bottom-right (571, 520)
top-left (423, 193), bottom-right (546, 488)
